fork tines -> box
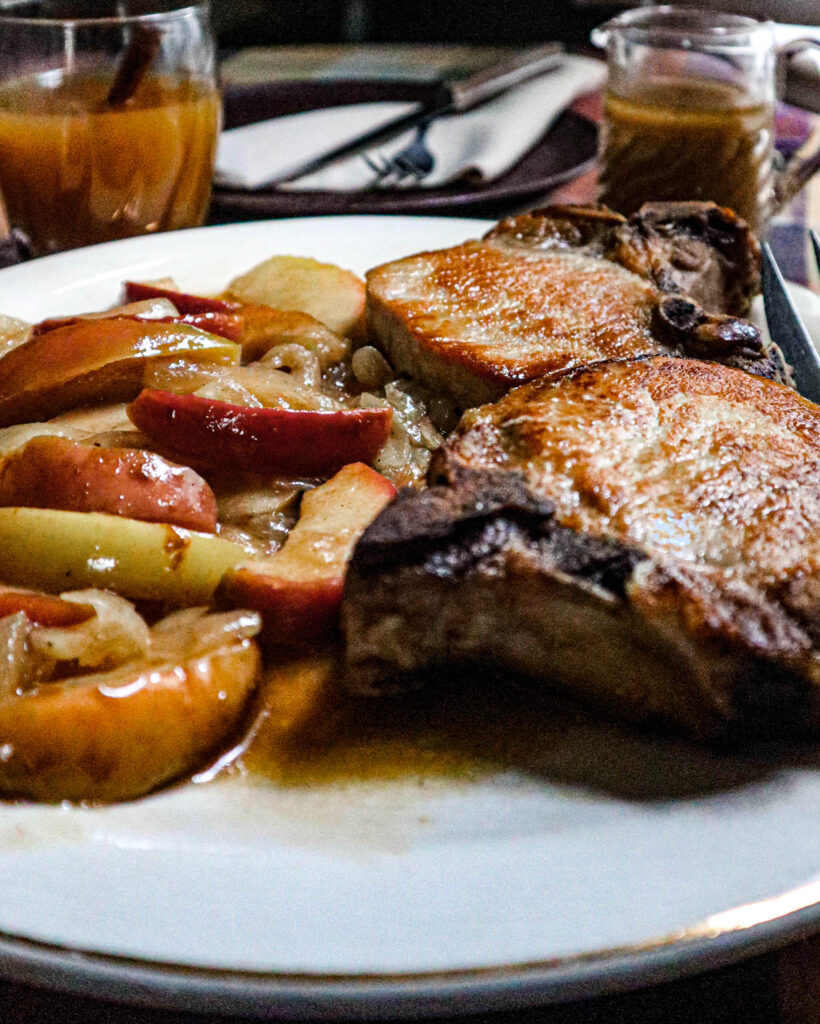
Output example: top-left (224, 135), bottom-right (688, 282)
top-left (762, 238), bottom-right (820, 405)
top-left (364, 122), bottom-right (435, 187)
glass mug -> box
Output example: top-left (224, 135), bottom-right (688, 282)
top-left (0, 1), bottom-right (220, 255)
top-left (591, 6), bottom-right (820, 235)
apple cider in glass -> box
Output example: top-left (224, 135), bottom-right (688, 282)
top-left (590, 8), bottom-right (795, 236)
top-left (0, 1), bottom-right (219, 255)
top-left (0, 72), bottom-right (220, 254)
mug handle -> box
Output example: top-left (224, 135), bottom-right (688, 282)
top-left (774, 40), bottom-right (820, 211)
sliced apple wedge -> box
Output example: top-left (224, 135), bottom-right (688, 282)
top-left (127, 389), bottom-right (393, 478)
top-left (0, 607), bottom-right (261, 802)
top-left (235, 306), bottom-right (349, 367)
top-left (154, 313), bottom-right (244, 341)
top-left (31, 297), bottom-right (180, 335)
top-left (0, 507), bottom-right (249, 605)
top-left (225, 255), bottom-right (366, 340)
top-left (0, 436), bottom-right (219, 532)
top-left (219, 463), bottom-right (396, 648)
top-left (0, 319), bottom-right (240, 427)
top-left (34, 312), bottom-right (245, 343)
top-left (123, 281), bottom-right (348, 366)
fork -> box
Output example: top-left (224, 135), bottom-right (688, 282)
top-left (364, 121), bottom-right (436, 186)
top-left (761, 230), bottom-right (820, 404)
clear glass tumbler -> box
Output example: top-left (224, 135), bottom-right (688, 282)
top-left (0, 1), bottom-right (220, 255)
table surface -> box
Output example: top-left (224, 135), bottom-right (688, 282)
top-left (3, 43), bottom-right (820, 1024)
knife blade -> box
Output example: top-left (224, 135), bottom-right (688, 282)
top-left (267, 43), bottom-right (565, 186)
top-left (761, 241), bottom-right (820, 404)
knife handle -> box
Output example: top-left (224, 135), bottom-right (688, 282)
top-left (446, 43), bottom-right (565, 112)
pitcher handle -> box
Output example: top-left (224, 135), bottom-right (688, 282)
top-left (773, 40), bottom-right (820, 211)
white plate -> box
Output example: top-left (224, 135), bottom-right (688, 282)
top-left (0, 216), bottom-right (820, 1019)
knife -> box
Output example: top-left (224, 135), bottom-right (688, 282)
top-left (761, 240), bottom-right (820, 404)
top-left (268, 43), bottom-right (566, 186)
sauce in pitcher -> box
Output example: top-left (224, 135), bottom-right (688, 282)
top-left (598, 77), bottom-right (774, 233)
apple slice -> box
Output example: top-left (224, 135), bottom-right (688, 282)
top-left (127, 389), bottom-right (393, 478)
top-left (235, 306), bottom-right (349, 367)
top-left (0, 607), bottom-right (261, 802)
top-left (239, 653), bottom-right (345, 776)
top-left (0, 507), bottom-right (249, 605)
top-left (0, 319), bottom-right (240, 427)
top-left (219, 462), bottom-right (396, 648)
top-left (34, 311), bottom-right (244, 343)
top-left (0, 435), bottom-right (218, 532)
top-left (0, 585), bottom-right (95, 626)
top-left (225, 255), bottom-right (366, 340)
top-left (124, 280), bottom-right (242, 314)
top-left (31, 297), bottom-right (179, 335)
top-left (124, 281), bottom-right (349, 366)
top-left (155, 313), bottom-right (244, 341)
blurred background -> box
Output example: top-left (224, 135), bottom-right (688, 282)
top-left (211, 0), bottom-right (820, 48)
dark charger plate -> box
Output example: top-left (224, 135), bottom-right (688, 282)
top-left (211, 80), bottom-right (598, 221)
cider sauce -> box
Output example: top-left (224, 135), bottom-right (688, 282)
top-left (0, 72), bottom-right (220, 254)
top-left (234, 653), bottom-right (515, 787)
top-left (224, 652), bottom-right (769, 801)
top-left (598, 77), bottom-right (774, 233)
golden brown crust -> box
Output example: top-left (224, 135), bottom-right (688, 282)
top-left (441, 357), bottom-right (820, 590)
top-left (365, 203), bottom-right (771, 410)
top-left (366, 240), bottom-right (664, 407)
top-left (343, 357), bottom-right (820, 740)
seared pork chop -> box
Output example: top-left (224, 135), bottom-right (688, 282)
top-left (343, 357), bottom-right (820, 742)
top-left (366, 203), bottom-right (778, 409)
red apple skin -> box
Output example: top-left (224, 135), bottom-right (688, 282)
top-left (222, 574), bottom-right (343, 651)
top-left (0, 319), bottom-right (239, 427)
top-left (0, 586), bottom-right (95, 626)
top-left (127, 389), bottom-right (393, 478)
top-left (218, 463), bottom-right (397, 649)
top-left (124, 281), bottom-right (242, 314)
top-left (33, 312), bottom-right (244, 343)
top-left (0, 435), bottom-right (218, 532)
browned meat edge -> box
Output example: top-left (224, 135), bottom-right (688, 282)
top-left (342, 466), bottom-right (815, 744)
top-left (487, 200), bottom-right (761, 318)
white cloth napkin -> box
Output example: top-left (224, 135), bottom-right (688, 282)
top-left (215, 54), bottom-right (606, 192)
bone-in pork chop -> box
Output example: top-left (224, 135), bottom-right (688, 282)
top-left (342, 357), bottom-right (820, 742)
top-left (365, 203), bottom-right (780, 409)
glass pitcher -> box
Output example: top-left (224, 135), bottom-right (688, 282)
top-left (591, 6), bottom-right (820, 234)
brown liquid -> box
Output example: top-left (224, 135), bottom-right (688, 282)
top-left (226, 652), bottom-right (771, 802)
top-left (598, 78), bottom-right (774, 232)
top-left (0, 72), bottom-right (220, 254)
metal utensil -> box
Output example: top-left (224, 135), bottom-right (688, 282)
top-left (762, 239), bottom-right (820, 404)
top-left (268, 43), bottom-right (565, 186)
top-left (364, 122), bottom-right (436, 186)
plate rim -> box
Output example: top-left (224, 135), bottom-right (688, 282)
top-left (0, 214), bottom-right (818, 1018)
top-left (2, 894), bottom-right (820, 1019)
